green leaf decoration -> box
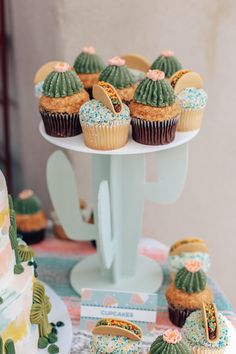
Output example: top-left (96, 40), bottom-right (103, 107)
top-left (14, 264), bottom-right (24, 274)
top-left (38, 337), bottom-right (49, 349)
top-left (56, 321), bottom-right (64, 327)
top-left (4, 339), bottom-right (16, 354)
top-left (31, 281), bottom-right (52, 337)
top-left (48, 344), bottom-right (59, 354)
top-left (48, 333), bottom-right (58, 344)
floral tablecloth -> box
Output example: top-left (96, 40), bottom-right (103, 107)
top-left (33, 235), bottom-right (236, 353)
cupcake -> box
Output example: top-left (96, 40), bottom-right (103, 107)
top-left (183, 304), bottom-right (230, 353)
top-left (129, 69), bottom-right (180, 145)
top-left (151, 50), bottom-right (182, 79)
top-left (91, 318), bottom-right (142, 353)
top-left (168, 237), bottom-right (210, 282)
top-left (149, 329), bottom-right (191, 354)
top-left (170, 70), bottom-right (207, 131)
top-left (14, 189), bottom-right (47, 244)
top-left (166, 260), bottom-right (213, 327)
top-left (39, 62), bottom-right (89, 137)
top-left (80, 81), bottom-right (131, 150)
top-left (99, 56), bottom-right (137, 104)
top-left (73, 46), bottom-right (105, 97)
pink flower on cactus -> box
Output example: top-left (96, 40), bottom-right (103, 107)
top-left (163, 329), bottom-right (182, 344)
top-left (53, 62), bottom-right (70, 72)
top-left (146, 69), bottom-right (165, 81)
top-left (108, 56), bottom-right (125, 66)
top-left (18, 189), bottom-right (34, 200)
top-left (161, 49), bottom-right (174, 57)
top-left (82, 46), bottom-right (96, 54)
top-left (185, 259), bottom-right (202, 273)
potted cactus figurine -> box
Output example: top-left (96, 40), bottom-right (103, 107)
top-left (14, 189), bottom-right (47, 244)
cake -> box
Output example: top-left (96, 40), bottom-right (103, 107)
top-left (0, 171), bottom-right (59, 353)
top-left (182, 303), bottom-right (230, 353)
top-left (166, 260), bottom-right (213, 327)
top-left (168, 237), bottom-right (210, 281)
top-left (14, 189), bottom-right (47, 244)
top-left (99, 56), bottom-right (137, 104)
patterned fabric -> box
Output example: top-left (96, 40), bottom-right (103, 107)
top-left (33, 235), bottom-right (236, 353)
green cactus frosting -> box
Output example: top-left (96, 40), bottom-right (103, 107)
top-left (42, 63), bottom-right (83, 98)
top-left (14, 190), bottom-right (42, 215)
top-left (99, 58), bottom-right (136, 89)
top-left (0, 337), bottom-right (2, 354)
top-left (74, 47), bottom-right (105, 74)
top-left (151, 50), bottom-right (182, 78)
top-left (175, 260), bottom-right (207, 294)
top-left (134, 69), bottom-right (175, 107)
top-left (4, 339), bottom-right (16, 354)
top-left (150, 330), bottom-right (191, 354)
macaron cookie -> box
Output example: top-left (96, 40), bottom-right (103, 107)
top-left (182, 304), bottom-right (231, 353)
top-left (79, 81), bottom-right (131, 150)
top-left (151, 50), bottom-right (182, 79)
top-left (99, 56), bottom-right (137, 104)
top-left (149, 329), bottom-right (191, 354)
top-left (168, 237), bottom-right (210, 281)
top-left (73, 46), bottom-right (105, 97)
top-left (39, 62), bottom-right (89, 137)
top-left (129, 69), bottom-right (180, 145)
top-left (166, 260), bottom-right (213, 327)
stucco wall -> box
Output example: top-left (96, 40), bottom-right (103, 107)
top-left (10, 0), bottom-right (236, 306)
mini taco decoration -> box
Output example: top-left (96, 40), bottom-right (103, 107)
top-left (170, 70), bottom-right (204, 94)
top-left (202, 302), bottom-right (219, 343)
top-left (92, 81), bottom-right (123, 114)
top-left (169, 237), bottom-right (209, 256)
top-left (120, 53), bottom-right (150, 73)
top-left (92, 318), bottom-right (142, 341)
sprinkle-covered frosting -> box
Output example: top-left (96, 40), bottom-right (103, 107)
top-left (177, 87), bottom-right (208, 110)
top-left (91, 334), bottom-right (141, 353)
top-left (108, 56), bottom-right (126, 66)
top-left (183, 310), bottom-right (230, 349)
top-left (169, 252), bottom-right (210, 274)
top-left (79, 99), bottom-right (130, 126)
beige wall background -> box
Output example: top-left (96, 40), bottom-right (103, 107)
top-left (9, 0), bottom-right (236, 306)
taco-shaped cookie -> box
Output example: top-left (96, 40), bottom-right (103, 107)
top-left (93, 81), bottom-right (123, 114)
top-left (92, 318), bottom-right (142, 341)
top-left (170, 70), bottom-right (204, 94)
top-left (202, 302), bottom-right (220, 343)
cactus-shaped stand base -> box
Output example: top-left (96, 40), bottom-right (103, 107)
top-left (40, 122), bottom-right (199, 294)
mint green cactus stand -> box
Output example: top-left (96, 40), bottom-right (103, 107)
top-left (42, 122), bottom-right (198, 294)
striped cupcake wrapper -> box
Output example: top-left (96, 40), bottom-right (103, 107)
top-left (168, 303), bottom-right (196, 328)
top-left (131, 116), bottom-right (179, 145)
top-left (40, 110), bottom-right (82, 137)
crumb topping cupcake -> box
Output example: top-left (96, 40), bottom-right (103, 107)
top-left (151, 50), bottom-right (182, 78)
top-left (40, 62), bottom-right (89, 137)
top-left (73, 46), bottom-right (105, 95)
top-left (166, 260), bottom-right (213, 327)
top-left (130, 69), bottom-right (180, 145)
top-left (99, 56), bottom-right (137, 104)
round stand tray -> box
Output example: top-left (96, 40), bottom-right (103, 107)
top-left (38, 284), bottom-right (73, 354)
top-left (39, 121), bottom-right (199, 155)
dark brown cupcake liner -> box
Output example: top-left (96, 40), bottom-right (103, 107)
top-left (40, 110), bottom-right (82, 137)
top-left (86, 87), bottom-right (94, 99)
top-left (168, 303), bottom-right (196, 328)
top-left (131, 116), bottom-right (179, 145)
top-left (18, 228), bottom-right (45, 245)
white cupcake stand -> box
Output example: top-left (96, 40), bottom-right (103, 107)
top-left (40, 121), bottom-right (199, 295)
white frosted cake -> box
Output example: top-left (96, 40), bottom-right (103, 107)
top-left (0, 171), bottom-right (54, 354)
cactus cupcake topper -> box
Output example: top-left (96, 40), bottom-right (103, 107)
top-left (150, 328), bottom-right (191, 354)
top-left (202, 302), bottom-right (219, 343)
top-left (163, 329), bottom-right (182, 344)
top-left (151, 49), bottom-right (182, 78)
top-left (99, 57), bottom-right (136, 88)
top-left (175, 260), bottom-right (207, 294)
top-left (93, 81), bottom-right (123, 114)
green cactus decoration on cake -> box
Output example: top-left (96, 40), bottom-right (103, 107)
top-left (14, 190), bottom-right (42, 215)
top-left (30, 281), bottom-right (52, 337)
top-left (8, 196), bottom-right (24, 274)
top-left (42, 62), bottom-right (83, 98)
top-left (0, 337), bottom-right (2, 354)
top-left (151, 50), bottom-right (182, 78)
top-left (4, 339), bottom-right (16, 354)
top-left (134, 69), bottom-right (175, 107)
top-left (175, 260), bottom-right (206, 294)
top-left (150, 329), bottom-right (190, 354)
top-left (99, 57), bottom-right (136, 88)
top-left (74, 46), bottom-right (105, 74)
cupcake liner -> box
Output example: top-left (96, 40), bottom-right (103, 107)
top-left (81, 123), bottom-right (130, 150)
top-left (177, 108), bottom-right (205, 132)
top-left (168, 303), bottom-right (196, 327)
top-left (86, 87), bottom-right (94, 99)
top-left (190, 347), bottom-right (225, 354)
top-left (131, 116), bottom-right (179, 145)
top-left (18, 228), bottom-right (45, 245)
top-left (40, 110), bottom-right (82, 137)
